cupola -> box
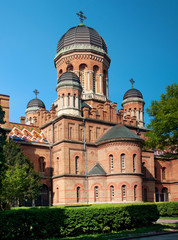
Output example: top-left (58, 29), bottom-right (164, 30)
top-left (55, 72), bottom-right (82, 116)
top-left (122, 79), bottom-right (145, 127)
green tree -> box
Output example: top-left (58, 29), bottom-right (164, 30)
top-left (0, 141), bottom-right (41, 206)
top-left (146, 83), bottom-right (178, 158)
top-left (0, 106), bottom-right (6, 173)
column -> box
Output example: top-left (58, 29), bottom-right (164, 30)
top-left (136, 110), bottom-right (139, 120)
top-left (99, 73), bottom-right (103, 94)
top-left (75, 96), bottom-right (79, 108)
top-left (70, 95), bottom-right (73, 108)
top-left (65, 95), bottom-right (67, 108)
top-left (106, 78), bottom-right (109, 99)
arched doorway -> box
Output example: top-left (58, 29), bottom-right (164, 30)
top-left (35, 184), bottom-right (49, 206)
top-left (161, 187), bottom-right (168, 202)
top-left (155, 187), bottom-right (159, 202)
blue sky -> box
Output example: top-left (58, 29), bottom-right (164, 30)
top-left (0, 0), bottom-right (178, 126)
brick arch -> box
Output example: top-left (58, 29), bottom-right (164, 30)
top-left (72, 152), bottom-right (83, 159)
top-left (91, 182), bottom-right (103, 190)
top-left (119, 149), bottom-right (129, 156)
top-left (162, 185), bottom-right (170, 192)
top-left (107, 182), bottom-right (117, 190)
top-left (131, 182), bottom-right (142, 190)
top-left (74, 183), bottom-right (84, 191)
top-left (79, 63), bottom-right (88, 69)
top-left (118, 181), bottom-right (130, 189)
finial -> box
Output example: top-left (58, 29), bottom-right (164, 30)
top-left (130, 78), bottom-right (135, 89)
top-left (76, 11), bottom-right (87, 25)
top-left (33, 89), bottom-right (39, 99)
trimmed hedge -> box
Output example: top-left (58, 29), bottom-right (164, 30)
top-left (0, 203), bottom-right (159, 239)
top-left (156, 201), bottom-right (178, 216)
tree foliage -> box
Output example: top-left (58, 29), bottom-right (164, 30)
top-left (0, 106), bottom-right (6, 173)
top-left (0, 141), bottom-right (41, 206)
top-left (146, 83), bottom-right (178, 158)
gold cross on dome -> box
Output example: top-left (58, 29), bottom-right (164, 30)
top-left (76, 11), bottom-right (87, 23)
top-left (130, 78), bottom-right (135, 89)
top-left (33, 89), bottom-right (39, 99)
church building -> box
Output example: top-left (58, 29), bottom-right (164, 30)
top-left (0, 12), bottom-right (177, 206)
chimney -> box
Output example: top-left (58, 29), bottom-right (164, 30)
top-left (0, 94), bottom-right (10, 126)
top-left (20, 116), bottom-right (26, 125)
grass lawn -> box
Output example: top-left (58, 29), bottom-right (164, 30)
top-left (43, 223), bottom-right (178, 240)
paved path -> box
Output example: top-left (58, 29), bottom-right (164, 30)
top-left (128, 232), bottom-right (178, 240)
top-left (157, 219), bottom-right (178, 224)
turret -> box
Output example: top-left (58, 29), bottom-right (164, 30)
top-left (122, 79), bottom-right (145, 127)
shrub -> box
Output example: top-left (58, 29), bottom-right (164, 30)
top-left (0, 203), bottom-right (159, 239)
top-left (156, 202), bottom-right (178, 216)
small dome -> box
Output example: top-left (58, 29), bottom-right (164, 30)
top-left (123, 88), bottom-right (143, 100)
top-left (96, 125), bottom-right (143, 144)
top-left (57, 72), bottom-right (80, 84)
top-left (56, 72), bottom-right (82, 92)
top-left (56, 25), bottom-right (108, 54)
top-left (27, 98), bottom-right (46, 109)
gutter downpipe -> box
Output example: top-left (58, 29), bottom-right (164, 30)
top-left (50, 121), bottom-right (54, 206)
top-left (83, 118), bottom-right (88, 204)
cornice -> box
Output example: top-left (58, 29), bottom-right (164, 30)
top-left (97, 140), bottom-right (142, 148)
top-left (55, 52), bottom-right (110, 68)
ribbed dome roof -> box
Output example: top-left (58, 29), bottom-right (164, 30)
top-left (56, 25), bottom-right (108, 54)
top-left (57, 72), bottom-right (80, 84)
top-left (96, 125), bottom-right (143, 144)
top-left (27, 98), bottom-right (46, 109)
top-left (123, 88), bottom-right (143, 100)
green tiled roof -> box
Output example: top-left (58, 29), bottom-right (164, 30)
top-left (88, 163), bottom-right (106, 175)
top-left (96, 125), bottom-right (143, 144)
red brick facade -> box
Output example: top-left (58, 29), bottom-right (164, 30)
top-left (0, 22), bottom-right (177, 206)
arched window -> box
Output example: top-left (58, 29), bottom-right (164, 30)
top-left (59, 69), bottom-right (63, 75)
top-left (73, 94), bottom-right (76, 107)
top-left (134, 185), bottom-right (137, 201)
top-left (142, 162), bottom-right (146, 176)
top-left (75, 156), bottom-right (79, 174)
top-left (94, 186), bottom-right (99, 202)
top-left (109, 154), bottom-right (114, 172)
top-left (62, 94), bottom-right (65, 107)
top-left (103, 70), bottom-right (107, 96)
top-left (77, 186), bottom-right (80, 203)
top-left (39, 157), bottom-right (45, 172)
top-left (67, 93), bottom-right (70, 107)
top-left (79, 64), bottom-right (87, 93)
top-left (93, 66), bottom-right (99, 93)
top-left (133, 154), bottom-right (136, 172)
top-left (121, 154), bottom-right (125, 172)
top-left (155, 167), bottom-right (157, 179)
top-left (56, 157), bottom-right (59, 175)
top-left (122, 185), bottom-right (126, 201)
top-left (56, 187), bottom-right (59, 203)
top-left (110, 185), bottom-right (114, 201)
top-left (162, 167), bottom-right (166, 180)
top-left (66, 63), bottom-right (73, 72)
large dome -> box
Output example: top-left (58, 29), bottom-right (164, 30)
top-left (56, 25), bottom-right (108, 54)
top-left (27, 98), bottom-right (46, 109)
top-left (123, 88), bottom-right (143, 100)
